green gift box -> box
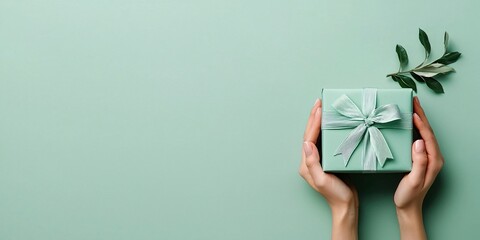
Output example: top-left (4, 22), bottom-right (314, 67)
top-left (321, 88), bottom-right (413, 172)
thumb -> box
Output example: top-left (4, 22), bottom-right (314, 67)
top-left (303, 142), bottom-right (324, 181)
top-left (408, 139), bottom-right (428, 187)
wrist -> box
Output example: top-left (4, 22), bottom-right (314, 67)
top-left (331, 201), bottom-right (357, 222)
top-left (396, 203), bottom-right (422, 222)
top-left (331, 202), bottom-right (358, 240)
top-left (396, 205), bottom-right (426, 240)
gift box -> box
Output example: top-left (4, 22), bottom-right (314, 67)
top-left (321, 88), bottom-right (412, 172)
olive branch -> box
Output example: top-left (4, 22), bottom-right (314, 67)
top-left (387, 29), bottom-right (461, 93)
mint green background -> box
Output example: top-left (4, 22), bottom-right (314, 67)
top-left (322, 89), bottom-right (412, 172)
top-left (0, 1), bottom-right (478, 239)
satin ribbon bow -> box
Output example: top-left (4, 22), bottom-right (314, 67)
top-left (322, 88), bottom-right (411, 170)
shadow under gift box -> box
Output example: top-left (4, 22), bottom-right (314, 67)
top-left (321, 89), bottom-right (412, 173)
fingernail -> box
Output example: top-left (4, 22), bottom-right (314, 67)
top-left (315, 107), bottom-right (321, 116)
top-left (414, 139), bottom-right (425, 153)
top-left (303, 142), bottom-right (312, 156)
top-left (314, 98), bottom-right (320, 106)
top-left (415, 97), bottom-right (420, 105)
top-left (413, 113), bottom-right (422, 122)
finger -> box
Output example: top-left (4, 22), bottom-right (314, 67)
top-left (303, 99), bottom-right (321, 140)
top-left (299, 153), bottom-right (320, 192)
top-left (408, 139), bottom-right (428, 188)
top-left (300, 163), bottom-right (319, 192)
top-left (304, 99), bottom-right (321, 140)
top-left (305, 106), bottom-right (322, 143)
top-left (413, 113), bottom-right (440, 156)
top-left (303, 141), bottom-right (325, 188)
top-left (413, 113), bottom-right (443, 187)
top-left (413, 97), bottom-right (431, 129)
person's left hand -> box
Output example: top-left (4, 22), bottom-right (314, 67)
top-left (394, 97), bottom-right (444, 210)
top-left (393, 96), bottom-right (444, 240)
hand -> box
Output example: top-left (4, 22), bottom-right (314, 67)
top-left (299, 99), bottom-right (358, 240)
top-left (394, 96), bottom-right (444, 240)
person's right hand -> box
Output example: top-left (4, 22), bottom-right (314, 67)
top-left (299, 99), bottom-right (358, 211)
top-left (299, 99), bottom-right (358, 240)
top-left (394, 96), bottom-right (444, 240)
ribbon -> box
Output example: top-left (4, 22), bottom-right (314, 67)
top-left (322, 89), bottom-right (412, 170)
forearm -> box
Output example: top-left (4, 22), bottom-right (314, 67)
top-left (331, 204), bottom-right (358, 240)
top-left (396, 206), bottom-right (427, 240)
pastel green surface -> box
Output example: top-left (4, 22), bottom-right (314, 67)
top-left (322, 89), bottom-right (412, 172)
top-left (0, 1), bottom-right (479, 240)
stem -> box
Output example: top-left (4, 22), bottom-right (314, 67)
top-left (387, 56), bottom-right (442, 77)
top-left (415, 51), bottom-right (431, 69)
top-left (387, 70), bottom-right (414, 77)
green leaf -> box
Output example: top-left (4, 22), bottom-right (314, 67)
top-left (388, 30), bottom-right (459, 94)
top-left (434, 51), bottom-right (461, 65)
top-left (444, 32), bottom-right (449, 53)
top-left (396, 44), bottom-right (409, 68)
top-left (410, 72), bottom-right (425, 82)
top-left (411, 72), bottom-right (443, 93)
top-left (413, 63), bottom-right (455, 77)
top-left (425, 77), bottom-right (444, 93)
top-left (419, 28), bottom-right (431, 57)
top-left (392, 75), bottom-right (417, 92)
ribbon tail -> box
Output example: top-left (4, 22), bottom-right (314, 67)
top-left (334, 124), bottom-right (367, 166)
top-left (368, 127), bottom-right (394, 167)
top-left (362, 132), bottom-right (377, 170)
